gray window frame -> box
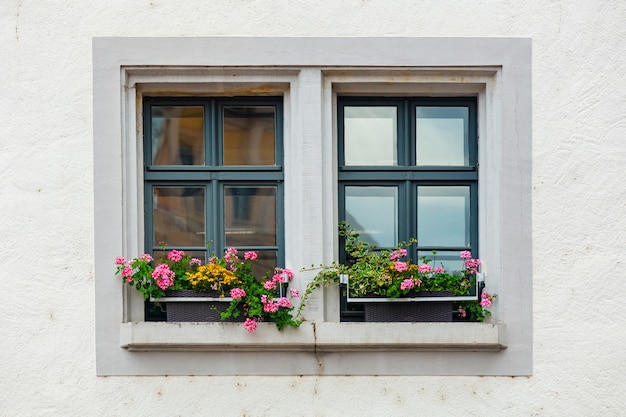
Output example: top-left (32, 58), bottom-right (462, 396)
top-left (142, 97), bottom-right (285, 270)
top-left (337, 97), bottom-right (479, 320)
top-left (93, 37), bottom-right (532, 376)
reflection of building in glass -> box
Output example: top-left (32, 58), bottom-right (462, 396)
top-left (153, 187), bottom-right (205, 247)
top-left (224, 186), bottom-right (277, 248)
top-left (151, 106), bottom-right (204, 166)
top-left (223, 107), bottom-right (276, 166)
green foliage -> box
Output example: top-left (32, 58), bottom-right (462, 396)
top-left (299, 222), bottom-right (495, 321)
top-left (115, 249), bottom-right (301, 332)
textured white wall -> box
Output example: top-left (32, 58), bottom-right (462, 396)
top-left (1, 1), bottom-right (624, 416)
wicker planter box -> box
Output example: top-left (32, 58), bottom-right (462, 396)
top-left (160, 290), bottom-right (244, 323)
top-left (359, 291), bottom-right (454, 323)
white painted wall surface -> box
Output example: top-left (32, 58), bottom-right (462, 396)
top-left (1, 1), bottom-right (624, 415)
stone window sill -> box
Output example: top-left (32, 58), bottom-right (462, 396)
top-left (120, 321), bottom-right (506, 352)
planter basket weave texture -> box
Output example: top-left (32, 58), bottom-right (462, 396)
top-left (363, 291), bottom-right (453, 322)
top-left (164, 290), bottom-right (244, 322)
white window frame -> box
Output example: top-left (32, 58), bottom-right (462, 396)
top-left (94, 37), bottom-right (531, 376)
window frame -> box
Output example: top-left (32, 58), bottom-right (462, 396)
top-left (142, 96), bottom-right (285, 272)
top-left (337, 97), bottom-right (480, 320)
top-left (94, 37), bottom-right (531, 376)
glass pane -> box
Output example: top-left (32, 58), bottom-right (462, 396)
top-left (345, 186), bottom-right (397, 247)
top-left (153, 187), bottom-right (205, 247)
top-left (416, 107), bottom-right (469, 166)
top-left (151, 106), bottom-right (204, 165)
top-left (417, 186), bottom-right (470, 247)
top-left (344, 106), bottom-right (397, 166)
top-left (223, 106), bottom-right (276, 166)
top-left (224, 186), bottom-right (277, 246)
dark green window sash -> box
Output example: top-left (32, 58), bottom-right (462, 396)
top-left (338, 97), bottom-right (478, 321)
top-left (142, 97), bottom-right (285, 320)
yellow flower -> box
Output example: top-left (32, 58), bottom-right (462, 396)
top-left (185, 263), bottom-right (241, 287)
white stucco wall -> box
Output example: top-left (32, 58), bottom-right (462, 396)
top-left (1, 1), bottom-right (624, 416)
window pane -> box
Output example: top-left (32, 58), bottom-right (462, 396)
top-left (417, 186), bottom-right (470, 247)
top-left (344, 106), bottom-right (397, 166)
top-left (223, 106), bottom-right (276, 166)
top-left (415, 107), bottom-right (469, 166)
top-left (224, 186), bottom-right (277, 246)
top-left (153, 187), bottom-right (205, 246)
top-left (345, 186), bottom-right (397, 247)
top-left (151, 106), bottom-right (204, 165)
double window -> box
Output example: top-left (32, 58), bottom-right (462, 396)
top-left (95, 37), bottom-right (531, 376)
top-left (143, 96), bottom-right (478, 320)
top-left (338, 97), bottom-right (478, 320)
top-left (143, 97), bottom-right (284, 284)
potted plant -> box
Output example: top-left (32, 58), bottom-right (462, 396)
top-left (115, 248), bottom-right (301, 332)
top-left (299, 222), bottom-right (494, 322)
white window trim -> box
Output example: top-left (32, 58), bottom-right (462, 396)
top-left (94, 37), bottom-right (531, 376)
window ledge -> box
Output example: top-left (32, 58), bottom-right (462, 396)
top-left (120, 321), bottom-right (506, 352)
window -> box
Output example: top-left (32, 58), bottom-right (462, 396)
top-left (337, 98), bottom-right (478, 321)
top-left (94, 37), bottom-right (531, 376)
top-left (142, 97), bottom-right (284, 319)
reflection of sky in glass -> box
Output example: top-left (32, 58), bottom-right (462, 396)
top-left (344, 107), bottom-right (397, 166)
top-left (346, 186), bottom-right (397, 247)
top-left (416, 107), bottom-right (468, 166)
top-left (418, 186), bottom-right (470, 247)
top-left (418, 250), bottom-right (466, 274)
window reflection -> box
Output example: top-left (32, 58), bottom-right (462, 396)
top-left (416, 107), bottom-right (469, 166)
top-left (223, 107), bottom-right (276, 166)
top-left (153, 187), bottom-right (205, 246)
top-left (224, 186), bottom-right (277, 247)
top-left (151, 106), bottom-right (204, 165)
top-left (417, 186), bottom-right (470, 247)
top-left (345, 186), bottom-right (398, 247)
top-left (344, 106), bottom-right (397, 166)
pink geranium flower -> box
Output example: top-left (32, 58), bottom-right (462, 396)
top-left (263, 301), bottom-right (280, 313)
top-left (389, 248), bottom-right (407, 261)
top-left (264, 280), bottom-right (277, 291)
top-left (277, 297), bottom-right (292, 308)
top-left (394, 262), bottom-right (408, 272)
top-left (151, 263), bottom-right (175, 289)
top-left (224, 247), bottom-right (239, 263)
top-left (460, 250), bottom-right (472, 259)
top-left (418, 264), bottom-right (433, 273)
top-left (115, 256), bottom-right (126, 265)
top-left (230, 288), bottom-right (246, 299)
top-left (465, 258), bottom-right (482, 274)
top-left (244, 251), bottom-right (258, 261)
top-left (480, 292), bottom-right (492, 307)
top-left (290, 288), bottom-right (300, 298)
top-left (167, 250), bottom-right (185, 262)
top-left (400, 279), bottom-right (414, 291)
top-left (243, 318), bottom-right (257, 333)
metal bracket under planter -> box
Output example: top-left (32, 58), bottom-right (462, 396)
top-left (341, 273), bottom-right (485, 303)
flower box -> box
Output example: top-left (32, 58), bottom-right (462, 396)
top-left (117, 248), bottom-right (301, 332)
top-left (156, 290), bottom-right (244, 323)
top-left (355, 291), bottom-right (454, 322)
